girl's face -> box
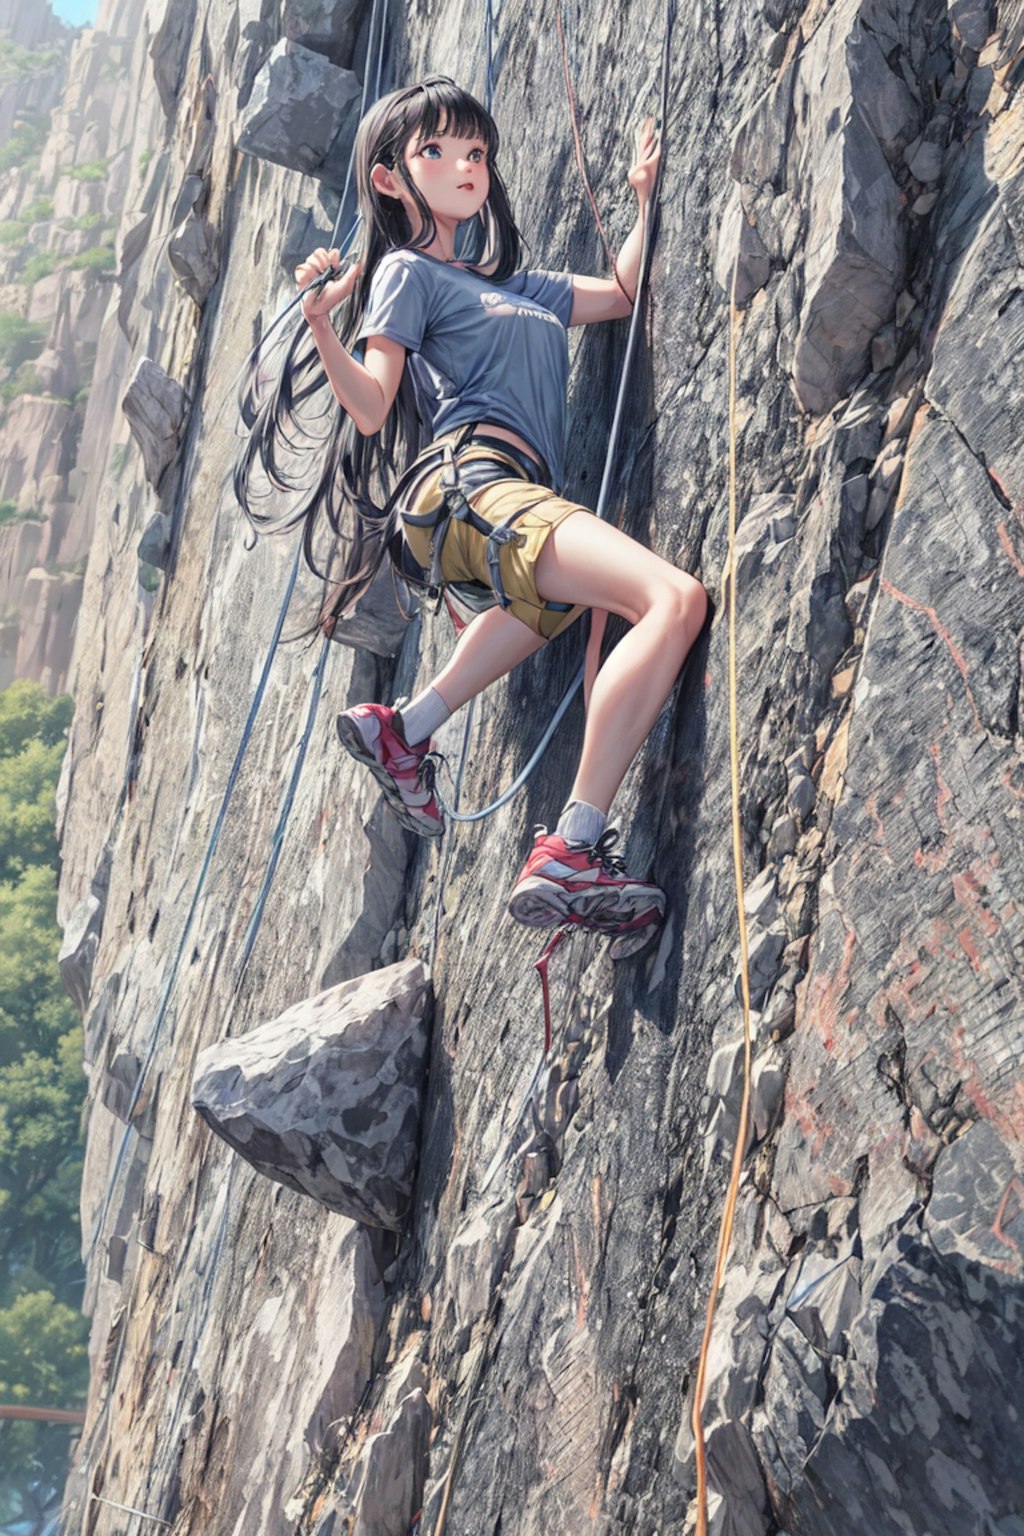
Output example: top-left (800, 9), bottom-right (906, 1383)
top-left (397, 117), bottom-right (491, 231)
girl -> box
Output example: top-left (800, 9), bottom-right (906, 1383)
top-left (248, 76), bottom-right (707, 942)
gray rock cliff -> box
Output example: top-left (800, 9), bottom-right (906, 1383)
top-left (52, 0), bottom-right (1024, 1533)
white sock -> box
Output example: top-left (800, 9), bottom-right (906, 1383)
top-left (555, 799), bottom-right (607, 847)
top-left (395, 687), bottom-right (451, 746)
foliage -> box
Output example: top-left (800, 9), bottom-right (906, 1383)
top-left (0, 42), bottom-right (64, 87)
top-left (0, 502), bottom-right (43, 528)
top-left (22, 199), bottom-right (53, 224)
top-left (66, 160), bottom-right (108, 183)
top-left (0, 864), bottom-right (78, 1066)
top-left (137, 146), bottom-right (153, 181)
top-left (0, 1027), bottom-right (85, 1285)
top-left (0, 118), bottom-right (48, 176)
top-left (0, 1289), bottom-right (88, 1512)
top-left (68, 245), bottom-right (115, 273)
top-left (0, 366), bottom-right (43, 405)
top-left (0, 683), bottom-right (72, 781)
top-left (18, 252), bottom-right (58, 286)
top-left (63, 211), bottom-right (104, 232)
top-left (0, 681), bottom-right (85, 1525)
top-left (0, 219), bottom-right (27, 247)
top-left (0, 313), bottom-right (45, 370)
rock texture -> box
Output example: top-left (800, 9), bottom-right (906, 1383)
top-left (192, 958), bottom-right (432, 1229)
top-left (0, 0), bottom-right (146, 692)
top-left (51, 0), bottom-right (1024, 1533)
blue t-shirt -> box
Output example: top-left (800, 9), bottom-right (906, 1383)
top-left (355, 248), bottom-right (575, 491)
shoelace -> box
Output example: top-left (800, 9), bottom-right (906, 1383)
top-left (583, 826), bottom-right (627, 875)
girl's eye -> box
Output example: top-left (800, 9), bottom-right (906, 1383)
top-left (420, 144), bottom-right (442, 159)
top-left (469, 148), bottom-right (485, 162)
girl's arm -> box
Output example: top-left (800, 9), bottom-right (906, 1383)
top-left (306, 317), bottom-right (406, 435)
top-left (567, 116), bottom-right (661, 328)
top-left (296, 247), bottom-right (406, 435)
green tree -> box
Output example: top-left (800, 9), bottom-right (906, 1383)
top-left (0, 1027), bottom-right (85, 1301)
top-left (0, 682), bottom-right (85, 1530)
top-left (0, 865), bottom-right (78, 1067)
top-left (0, 740), bottom-right (68, 880)
top-left (0, 1290), bottom-right (88, 1526)
top-left (0, 118), bottom-right (48, 176)
top-left (0, 681), bottom-right (72, 761)
top-left (0, 313), bottom-right (46, 371)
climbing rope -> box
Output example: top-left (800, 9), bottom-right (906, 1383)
top-left (426, 8), bottom-right (677, 1534)
top-left (690, 246), bottom-right (753, 1536)
top-left (77, 0), bottom-right (392, 1505)
top-left (430, 0), bottom-right (673, 830)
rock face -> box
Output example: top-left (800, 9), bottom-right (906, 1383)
top-left (0, 0), bottom-right (145, 692)
top-left (192, 958), bottom-right (432, 1230)
top-left (52, 0), bottom-right (1024, 1534)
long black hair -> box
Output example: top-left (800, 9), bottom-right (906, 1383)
top-left (232, 76), bottom-right (527, 643)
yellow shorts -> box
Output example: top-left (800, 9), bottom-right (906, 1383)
top-left (399, 438), bottom-right (589, 642)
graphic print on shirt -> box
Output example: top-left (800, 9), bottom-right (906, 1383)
top-left (477, 290), bottom-right (564, 328)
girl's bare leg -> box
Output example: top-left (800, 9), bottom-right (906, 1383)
top-left (534, 511), bottom-right (707, 812)
top-left (429, 602), bottom-right (546, 710)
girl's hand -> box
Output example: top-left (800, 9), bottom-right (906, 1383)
top-left (627, 116), bottom-right (661, 205)
top-left (295, 248), bottom-right (362, 321)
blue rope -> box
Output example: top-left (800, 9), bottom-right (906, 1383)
top-left (485, 0), bottom-right (495, 113)
top-left (235, 631), bottom-right (332, 985)
top-left (82, 536), bottom-right (304, 1269)
top-left (82, 0), bottom-right (389, 1270)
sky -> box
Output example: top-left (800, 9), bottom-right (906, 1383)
top-left (51, 0), bottom-right (96, 25)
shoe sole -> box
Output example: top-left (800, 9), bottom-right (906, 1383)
top-left (335, 713), bottom-right (444, 839)
top-left (508, 875), bottom-right (665, 929)
top-left (608, 912), bottom-right (664, 961)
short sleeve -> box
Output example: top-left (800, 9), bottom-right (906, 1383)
top-left (503, 268), bottom-right (575, 328)
top-left (356, 253), bottom-right (429, 350)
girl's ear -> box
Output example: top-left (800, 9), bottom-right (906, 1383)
top-left (370, 162), bottom-right (401, 200)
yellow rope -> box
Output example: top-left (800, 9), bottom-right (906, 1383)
top-left (691, 246), bottom-right (752, 1535)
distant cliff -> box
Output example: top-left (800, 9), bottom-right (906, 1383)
top-left (0, 0), bottom-right (142, 692)
top-left (54, 0), bottom-right (1024, 1533)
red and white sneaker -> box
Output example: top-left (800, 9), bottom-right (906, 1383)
top-left (335, 703), bottom-right (443, 838)
top-left (508, 827), bottom-right (666, 931)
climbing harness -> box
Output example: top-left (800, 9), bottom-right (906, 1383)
top-left (319, 422), bottom-right (578, 636)
top-left (416, 0), bottom-right (674, 1069)
top-left (426, 9), bottom-right (678, 1536)
top-left (690, 247), bottom-right (753, 1536)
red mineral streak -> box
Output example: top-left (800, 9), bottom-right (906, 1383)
top-left (956, 926), bottom-right (983, 971)
top-left (993, 1177), bottom-right (1024, 1256)
top-left (864, 793), bottom-right (892, 857)
top-left (930, 742), bottom-right (954, 831)
top-left (784, 1080), bottom-right (835, 1160)
top-left (803, 928), bottom-right (858, 1052)
top-left (996, 520), bottom-right (1024, 577)
top-left (950, 1027), bottom-right (1024, 1141)
top-left (953, 867), bottom-right (1000, 937)
top-left (880, 577), bottom-right (983, 733)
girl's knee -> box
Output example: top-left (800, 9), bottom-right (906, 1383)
top-left (649, 570), bottom-right (707, 639)
top-left (677, 571), bottom-right (708, 632)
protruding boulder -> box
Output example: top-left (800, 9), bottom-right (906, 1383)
top-left (282, 0), bottom-right (364, 65)
top-left (191, 958), bottom-right (432, 1231)
top-left (237, 39), bottom-right (362, 191)
top-left (137, 509), bottom-right (172, 572)
top-left (121, 357), bottom-right (189, 490)
top-left (58, 847), bottom-right (111, 1015)
top-left (167, 212), bottom-right (220, 307)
